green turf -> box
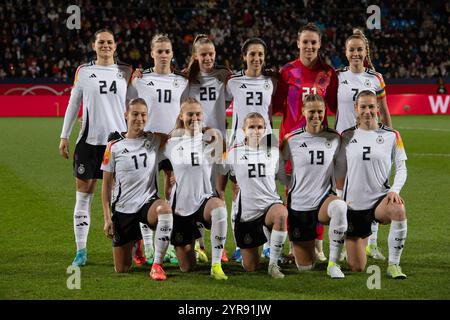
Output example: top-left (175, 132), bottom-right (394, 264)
top-left (0, 116), bottom-right (449, 300)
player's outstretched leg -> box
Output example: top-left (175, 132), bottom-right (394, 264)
top-left (209, 205), bottom-right (228, 280)
top-left (150, 212), bottom-right (173, 281)
top-left (72, 191), bottom-right (93, 266)
top-left (325, 199), bottom-right (347, 279)
top-left (139, 222), bottom-right (155, 264)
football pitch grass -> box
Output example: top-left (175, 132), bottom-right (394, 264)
top-left (0, 115), bottom-right (449, 300)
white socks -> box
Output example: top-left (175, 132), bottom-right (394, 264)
top-left (388, 219), bottom-right (407, 265)
top-left (210, 207), bottom-right (227, 264)
top-left (269, 230), bottom-right (287, 265)
top-left (368, 221), bottom-right (379, 246)
top-left (73, 191), bottom-right (93, 251)
top-left (153, 213), bottom-right (173, 264)
top-left (327, 199), bottom-right (348, 263)
top-left (140, 222), bottom-right (154, 255)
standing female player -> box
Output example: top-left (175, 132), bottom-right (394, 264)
top-left (128, 34), bottom-right (189, 264)
top-left (273, 23), bottom-right (338, 261)
top-left (163, 98), bottom-right (228, 280)
top-left (279, 94), bottom-right (347, 279)
top-left (226, 38), bottom-right (278, 262)
top-left (184, 34), bottom-right (232, 262)
top-left (224, 112), bottom-right (288, 279)
top-left (101, 98), bottom-right (173, 281)
top-left (336, 90), bottom-right (408, 279)
top-left (59, 29), bottom-right (132, 267)
top-left (336, 29), bottom-right (393, 260)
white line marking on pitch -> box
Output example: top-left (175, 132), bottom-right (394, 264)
top-left (398, 127), bottom-right (450, 132)
top-left (410, 153), bottom-right (450, 157)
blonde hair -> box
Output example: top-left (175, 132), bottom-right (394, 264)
top-left (186, 34), bottom-right (215, 81)
top-left (174, 97), bottom-right (202, 130)
top-left (151, 33), bottom-right (172, 50)
top-left (302, 94), bottom-right (325, 108)
top-left (346, 28), bottom-right (375, 71)
top-left (126, 98), bottom-right (148, 112)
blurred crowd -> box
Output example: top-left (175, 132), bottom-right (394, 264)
top-left (1, 0), bottom-right (448, 81)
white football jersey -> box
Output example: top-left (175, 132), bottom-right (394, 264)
top-left (61, 61), bottom-right (132, 145)
top-left (101, 133), bottom-right (162, 214)
top-left (128, 69), bottom-right (188, 134)
top-left (227, 71), bottom-right (275, 146)
top-left (163, 133), bottom-right (215, 216)
top-left (337, 124), bottom-right (407, 210)
top-left (336, 67), bottom-right (386, 133)
top-left (187, 67), bottom-right (231, 137)
top-left (281, 127), bottom-right (341, 211)
top-left (224, 143), bottom-right (282, 222)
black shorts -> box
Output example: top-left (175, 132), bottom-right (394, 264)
top-left (287, 194), bottom-right (329, 242)
top-left (159, 159), bottom-right (173, 171)
top-left (112, 197), bottom-right (159, 247)
top-left (234, 203), bottom-right (278, 249)
top-left (73, 141), bottom-right (106, 180)
top-left (171, 197), bottom-right (213, 247)
top-left (346, 196), bottom-right (384, 239)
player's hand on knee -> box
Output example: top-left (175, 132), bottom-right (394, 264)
top-left (59, 138), bottom-right (69, 159)
top-left (387, 191), bottom-right (403, 205)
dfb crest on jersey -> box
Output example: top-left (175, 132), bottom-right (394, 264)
top-left (173, 79), bottom-right (180, 88)
top-left (264, 80), bottom-right (271, 90)
top-left (364, 79), bottom-right (371, 87)
top-left (116, 71), bottom-right (124, 79)
top-left (325, 140), bottom-right (332, 149)
top-left (77, 164), bottom-right (85, 175)
top-left (144, 139), bottom-right (152, 149)
top-left (376, 135), bottom-right (384, 144)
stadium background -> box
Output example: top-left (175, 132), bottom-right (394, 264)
top-left (0, 1), bottom-right (449, 301)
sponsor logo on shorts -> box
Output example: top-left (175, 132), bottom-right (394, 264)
top-left (175, 233), bottom-right (184, 244)
top-left (244, 233), bottom-right (252, 245)
top-left (77, 164), bottom-right (85, 175)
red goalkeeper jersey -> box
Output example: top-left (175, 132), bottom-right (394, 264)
top-left (273, 58), bottom-right (338, 143)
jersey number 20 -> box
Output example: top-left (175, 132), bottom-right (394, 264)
top-left (248, 163), bottom-right (266, 178)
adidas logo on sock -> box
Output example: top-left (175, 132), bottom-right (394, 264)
top-left (146, 81), bottom-right (154, 86)
top-left (89, 73), bottom-right (97, 78)
top-left (299, 142), bottom-right (308, 147)
top-left (239, 84), bottom-right (247, 89)
top-left (350, 139), bottom-right (358, 143)
top-left (121, 148), bottom-right (129, 154)
top-left (76, 222), bottom-right (89, 227)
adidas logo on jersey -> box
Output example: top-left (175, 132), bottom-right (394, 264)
top-left (341, 80), bottom-right (348, 85)
top-left (121, 148), bottom-right (129, 154)
top-left (146, 81), bottom-right (154, 86)
top-left (239, 84), bottom-right (247, 89)
top-left (89, 73), bottom-right (97, 78)
top-left (240, 155), bottom-right (248, 160)
top-left (350, 139), bottom-right (358, 143)
top-left (177, 146), bottom-right (184, 151)
top-left (299, 142), bottom-right (308, 147)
